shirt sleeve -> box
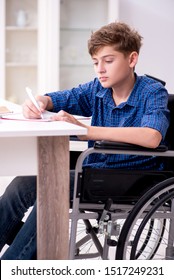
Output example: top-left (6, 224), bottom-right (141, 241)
top-left (141, 85), bottom-right (170, 140)
top-left (45, 79), bottom-right (100, 117)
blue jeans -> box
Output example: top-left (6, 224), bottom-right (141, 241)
top-left (0, 171), bottom-right (75, 260)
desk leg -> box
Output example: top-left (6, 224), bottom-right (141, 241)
top-left (37, 136), bottom-right (69, 259)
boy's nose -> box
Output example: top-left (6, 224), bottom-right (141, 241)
top-left (97, 63), bottom-right (105, 73)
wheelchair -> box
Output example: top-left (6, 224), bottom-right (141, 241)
top-left (69, 93), bottom-right (174, 260)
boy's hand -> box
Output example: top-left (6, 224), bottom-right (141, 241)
top-left (22, 95), bottom-right (50, 119)
top-left (50, 110), bottom-right (89, 140)
top-left (50, 110), bottom-right (83, 125)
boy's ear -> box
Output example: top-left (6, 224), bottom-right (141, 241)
top-left (129, 51), bottom-right (138, 67)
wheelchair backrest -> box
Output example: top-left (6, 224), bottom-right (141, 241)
top-left (145, 75), bottom-right (174, 151)
top-left (166, 94), bottom-right (174, 151)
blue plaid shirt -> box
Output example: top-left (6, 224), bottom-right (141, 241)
top-left (46, 74), bottom-right (169, 170)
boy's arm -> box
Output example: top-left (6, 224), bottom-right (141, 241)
top-left (49, 110), bottom-right (162, 149)
top-left (83, 126), bottom-right (162, 149)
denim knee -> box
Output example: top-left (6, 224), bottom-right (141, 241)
top-left (4, 176), bottom-right (37, 210)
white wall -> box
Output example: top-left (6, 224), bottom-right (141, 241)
top-left (118, 0), bottom-right (174, 93)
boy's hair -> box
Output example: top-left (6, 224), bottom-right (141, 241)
top-left (88, 22), bottom-right (143, 56)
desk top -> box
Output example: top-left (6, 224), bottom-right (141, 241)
top-left (0, 119), bottom-right (87, 137)
top-left (0, 99), bottom-right (87, 137)
top-left (0, 99), bottom-right (88, 175)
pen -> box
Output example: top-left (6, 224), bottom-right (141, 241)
top-left (25, 87), bottom-right (43, 119)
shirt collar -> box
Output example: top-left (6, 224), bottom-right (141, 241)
top-left (96, 73), bottom-right (140, 108)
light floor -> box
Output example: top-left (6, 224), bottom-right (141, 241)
top-left (0, 176), bottom-right (14, 196)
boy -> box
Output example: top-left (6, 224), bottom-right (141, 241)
top-left (0, 22), bottom-right (169, 259)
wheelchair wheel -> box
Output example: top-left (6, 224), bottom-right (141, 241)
top-left (116, 177), bottom-right (174, 260)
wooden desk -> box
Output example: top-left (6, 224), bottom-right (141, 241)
top-left (0, 99), bottom-right (87, 259)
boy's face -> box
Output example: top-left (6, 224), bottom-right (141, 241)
top-left (91, 46), bottom-right (138, 89)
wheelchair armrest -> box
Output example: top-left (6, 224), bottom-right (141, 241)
top-left (70, 136), bottom-right (79, 141)
top-left (94, 140), bottom-right (168, 152)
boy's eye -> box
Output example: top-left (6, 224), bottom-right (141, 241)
top-left (105, 60), bottom-right (113, 63)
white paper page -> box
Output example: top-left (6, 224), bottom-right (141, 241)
top-left (0, 110), bottom-right (91, 122)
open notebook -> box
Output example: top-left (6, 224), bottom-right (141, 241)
top-left (0, 106), bottom-right (13, 114)
top-left (0, 110), bottom-right (91, 122)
